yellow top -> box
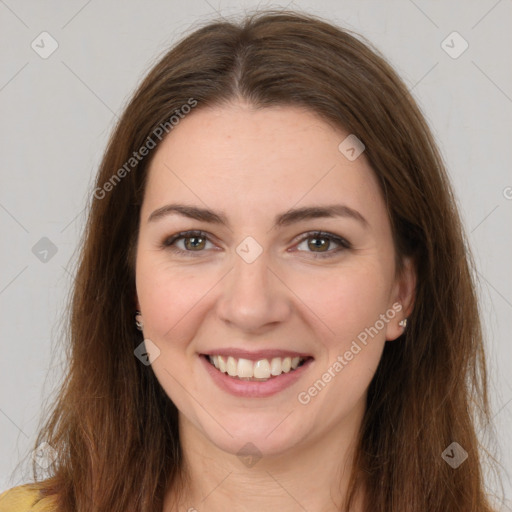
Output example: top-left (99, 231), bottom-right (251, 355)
top-left (0, 484), bottom-right (57, 511)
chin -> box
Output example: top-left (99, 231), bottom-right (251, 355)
top-left (198, 411), bottom-right (308, 460)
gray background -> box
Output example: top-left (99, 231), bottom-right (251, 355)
top-left (1, 0), bottom-right (511, 507)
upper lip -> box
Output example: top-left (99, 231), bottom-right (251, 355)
top-left (201, 348), bottom-right (313, 361)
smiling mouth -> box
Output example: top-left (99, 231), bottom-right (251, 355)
top-left (203, 354), bottom-right (311, 382)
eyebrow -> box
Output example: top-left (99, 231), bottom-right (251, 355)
top-left (147, 203), bottom-right (368, 229)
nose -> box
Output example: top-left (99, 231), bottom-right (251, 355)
top-left (215, 246), bottom-right (292, 334)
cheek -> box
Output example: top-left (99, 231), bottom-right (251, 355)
top-left (286, 261), bottom-right (392, 346)
top-left (135, 258), bottom-right (220, 346)
top-left (294, 267), bottom-right (391, 413)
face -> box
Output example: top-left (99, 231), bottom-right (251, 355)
top-left (135, 101), bottom-right (414, 459)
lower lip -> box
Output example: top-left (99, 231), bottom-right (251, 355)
top-left (200, 355), bottom-right (314, 398)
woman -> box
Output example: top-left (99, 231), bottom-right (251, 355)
top-left (0, 9), bottom-right (499, 512)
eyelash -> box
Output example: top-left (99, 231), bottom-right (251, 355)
top-left (160, 230), bottom-right (351, 259)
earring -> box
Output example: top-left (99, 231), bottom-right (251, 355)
top-left (398, 318), bottom-right (408, 328)
top-left (135, 311), bottom-right (143, 331)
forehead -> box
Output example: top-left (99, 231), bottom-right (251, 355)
top-left (142, 103), bottom-right (384, 224)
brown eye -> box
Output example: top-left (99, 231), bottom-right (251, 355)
top-left (161, 230), bottom-right (214, 255)
top-left (295, 231), bottom-right (350, 258)
top-left (307, 236), bottom-right (330, 252)
top-left (183, 234), bottom-right (206, 250)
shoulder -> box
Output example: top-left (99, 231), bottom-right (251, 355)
top-left (0, 483), bottom-right (57, 511)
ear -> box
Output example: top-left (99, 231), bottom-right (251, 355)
top-left (134, 293), bottom-right (141, 311)
top-left (385, 256), bottom-right (416, 341)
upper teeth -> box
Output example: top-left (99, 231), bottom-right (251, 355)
top-left (208, 355), bottom-right (304, 379)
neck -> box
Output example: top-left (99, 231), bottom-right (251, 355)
top-left (164, 410), bottom-right (366, 512)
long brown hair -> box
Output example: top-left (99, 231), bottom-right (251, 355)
top-left (20, 9), bottom-right (499, 511)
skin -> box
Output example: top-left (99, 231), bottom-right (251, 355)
top-left (134, 100), bottom-right (415, 511)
